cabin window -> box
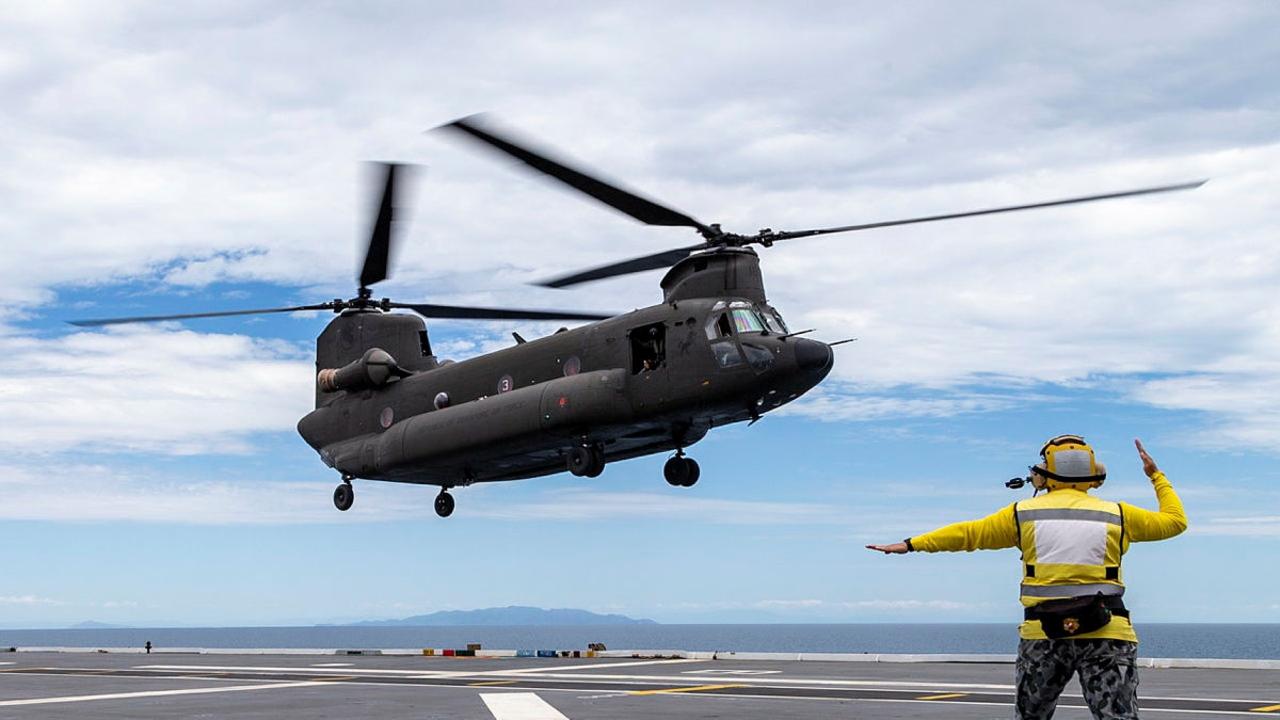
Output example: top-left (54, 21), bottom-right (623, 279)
top-left (629, 322), bottom-right (666, 374)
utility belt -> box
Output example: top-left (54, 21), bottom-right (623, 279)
top-left (1024, 593), bottom-right (1129, 639)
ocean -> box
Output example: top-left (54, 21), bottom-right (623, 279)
top-left (2, 624), bottom-right (1277, 659)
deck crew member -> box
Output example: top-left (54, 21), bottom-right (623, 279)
top-left (867, 436), bottom-right (1187, 719)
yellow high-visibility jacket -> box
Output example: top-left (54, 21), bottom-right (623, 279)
top-left (909, 471), bottom-right (1186, 641)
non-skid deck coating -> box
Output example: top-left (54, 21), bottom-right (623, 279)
top-left (1, 652), bottom-right (1278, 718)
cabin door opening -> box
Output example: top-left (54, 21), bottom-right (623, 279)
top-left (628, 322), bottom-right (667, 374)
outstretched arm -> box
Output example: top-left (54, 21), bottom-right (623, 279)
top-left (1124, 438), bottom-right (1188, 542)
top-left (867, 504), bottom-right (1019, 555)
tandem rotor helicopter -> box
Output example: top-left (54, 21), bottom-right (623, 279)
top-left (73, 116), bottom-right (1203, 517)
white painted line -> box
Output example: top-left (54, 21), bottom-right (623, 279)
top-left (685, 669), bottom-right (780, 675)
top-left (310, 662), bottom-right (354, 667)
top-left (138, 664), bottom-right (433, 676)
top-left (0, 680), bottom-right (325, 707)
top-left (503, 658), bottom-right (703, 674)
top-left (481, 692), bottom-right (571, 720)
top-left (0, 662), bottom-right (15, 666)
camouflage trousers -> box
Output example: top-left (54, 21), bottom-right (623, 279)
top-left (1015, 639), bottom-right (1139, 719)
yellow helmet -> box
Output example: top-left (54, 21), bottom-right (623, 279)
top-left (1031, 434), bottom-right (1107, 488)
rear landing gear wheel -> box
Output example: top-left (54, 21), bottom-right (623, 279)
top-left (664, 456), bottom-right (700, 487)
top-left (434, 490), bottom-right (455, 518)
top-left (567, 444), bottom-right (605, 477)
top-left (333, 482), bottom-right (354, 512)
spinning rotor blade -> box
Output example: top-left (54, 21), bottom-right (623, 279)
top-left (68, 303), bottom-right (336, 327)
top-left (441, 116), bottom-right (710, 231)
top-left (762, 180), bottom-right (1208, 243)
top-left (389, 302), bottom-right (611, 322)
top-left (538, 243), bottom-right (710, 288)
top-left (537, 179), bottom-right (1207, 287)
top-left (359, 163), bottom-right (402, 289)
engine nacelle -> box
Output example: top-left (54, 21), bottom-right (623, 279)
top-left (317, 348), bottom-right (406, 393)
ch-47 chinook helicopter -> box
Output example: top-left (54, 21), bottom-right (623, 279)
top-left (72, 116), bottom-right (1203, 517)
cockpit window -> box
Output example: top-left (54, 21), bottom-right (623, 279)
top-left (759, 307), bottom-right (787, 334)
top-left (729, 302), bottom-right (765, 334)
top-left (705, 302), bottom-right (734, 340)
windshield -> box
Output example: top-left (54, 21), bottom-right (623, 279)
top-left (729, 302), bottom-right (765, 334)
top-left (759, 306), bottom-right (788, 334)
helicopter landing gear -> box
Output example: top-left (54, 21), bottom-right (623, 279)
top-left (664, 453), bottom-right (700, 487)
top-left (434, 489), bottom-right (455, 518)
top-left (333, 479), bottom-right (354, 512)
top-left (567, 443), bottom-right (605, 478)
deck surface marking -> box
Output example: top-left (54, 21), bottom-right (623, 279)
top-left (481, 691), bottom-right (570, 719)
top-left (0, 680), bottom-right (326, 707)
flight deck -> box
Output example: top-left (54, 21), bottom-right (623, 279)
top-left (2, 650), bottom-right (1278, 718)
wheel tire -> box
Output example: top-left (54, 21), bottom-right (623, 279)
top-left (567, 445), bottom-right (594, 476)
top-left (333, 483), bottom-right (354, 512)
top-left (434, 491), bottom-right (455, 518)
top-left (664, 456), bottom-right (691, 486)
top-left (584, 447), bottom-right (605, 478)
top-left (680, 458), bottom-right (700, 487)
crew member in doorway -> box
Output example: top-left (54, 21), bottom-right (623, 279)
top-left (866, 437), bottom-right (1187, 720)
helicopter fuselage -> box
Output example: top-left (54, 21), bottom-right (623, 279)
top-left (296, 249), bottom-right (834, 488)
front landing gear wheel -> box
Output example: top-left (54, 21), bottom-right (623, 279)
top-left (333, 482), bottom-right (354, 512)
top-left (567, 444), bottom-right (605, 477)
top-left (664, 456), bottom-right (700, 487)
top-left (434, 490), bottom-right (455, 518)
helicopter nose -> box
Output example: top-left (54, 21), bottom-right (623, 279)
top-left (793, 337), bottom-right (833, 373)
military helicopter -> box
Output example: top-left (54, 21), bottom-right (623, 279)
top-left (72, 116), bottom-right (1203, 517)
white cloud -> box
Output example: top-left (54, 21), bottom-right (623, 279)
top-left (0, 325), bottom-right (313, 454)
top-left (0, 595), bottom-right (67, 606)
top-left (0, 4), bottom-right (1278, 455)
top-left (0, 461), bottom-right (440, 524)
top-left (470, 489), bottom-right (845, 525)
top-left (1193, 515), bottom-right (1280, 537)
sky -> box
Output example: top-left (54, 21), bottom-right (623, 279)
top-left (1, 1), bottom-right (1278, 629)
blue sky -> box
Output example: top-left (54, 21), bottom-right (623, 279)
top-left (1, 2), bottom-right (1278, 628)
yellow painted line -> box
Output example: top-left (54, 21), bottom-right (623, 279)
top-left (316, 675), bottom-right (358, 682)
top-left (629, 683), bottom-right (746, 696)
top-left (917, 692), bottom-right (968, 700)
top-left (470, 680), bottom-right (519, 687)
top-left (1250, 703), bottom-right (1280, 712)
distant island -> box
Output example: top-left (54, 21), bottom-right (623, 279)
top-left (345, 606), bottom-right (656, 627)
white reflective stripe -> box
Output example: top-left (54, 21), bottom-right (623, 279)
top-left (1033, 518), bottom-right (1107, 565)
top-left (1018, 508), bottom-right (1120, 525)
top-left (1022, 583), bottom-right (1125, 597)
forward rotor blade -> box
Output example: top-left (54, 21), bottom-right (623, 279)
top-left (359, 163), bottom-right (401, 288)
top-left (441, 115), bottom-right (709, 231)
top-left (537, 243), bottom-right (711, 288)
top-left (389, 302), bottom-right (611, 322)
top-left (766, 180), bottom-right (1208, 243)
top-left (68, 303), bottom-right (336, 327)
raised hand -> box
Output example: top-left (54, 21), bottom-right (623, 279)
top-left (865, 542), bottom-right (909, 555)
top-left (1135, 438), bottom-right (1160, 478)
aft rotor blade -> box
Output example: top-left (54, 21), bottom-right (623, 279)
top-left (359, 163), bottom-right (401, 288)
top-left (68, 303), bottom-right (336, 327)
top-left (765, 180), bottom-right (1208, 243)
top-left (441, 116), bottom-right (710, 232)
top-left (537, 243), bottom-right (710, 288)
top-left (390, 302), bottom-right (611, 322)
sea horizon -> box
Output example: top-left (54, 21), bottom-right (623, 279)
top-left (3, 623), bottom-right (1277, 660)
